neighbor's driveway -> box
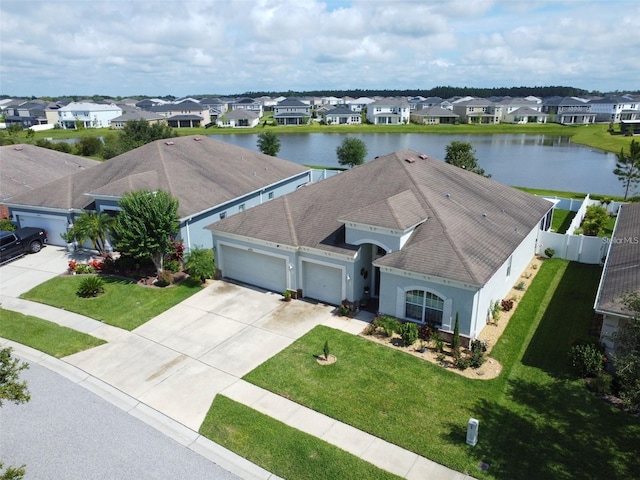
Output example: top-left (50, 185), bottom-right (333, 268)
top-left (1, 248), bottom-right (362, 431)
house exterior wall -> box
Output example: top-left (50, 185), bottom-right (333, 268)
top-left (58, 104), bottom-right (123, 129)
top-left (599, 313), bottom-right (627, 358)
top-left (366, 102), bottom-right (410, 124)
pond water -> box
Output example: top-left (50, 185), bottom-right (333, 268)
top-left (211, 133), bottom-right (621, 196)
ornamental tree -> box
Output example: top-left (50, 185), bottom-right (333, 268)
top-left (444, 141), bottom-right (491, 177)
top-left (336, 137), bottom-right (367, 168)
top-left (613, 139), bottom-right (640, 200)
top-left (257, 131), bottom-right (281, 156)
top-left (111, 189), bottom-right (180, 276)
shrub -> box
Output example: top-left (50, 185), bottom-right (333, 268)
top-left (586, 371), bottom-right (613, 395)
top-left (418, 323), bottom-right (436, 341)
top-left (376, 316), bottom-right (400, 337)
top-left (515, 281), bottom-right (527, 291)
top-left (501, 299), bottom-right (514, 312)
top-left (470, 339), bottom-right (487, 353)
top-left (532, 263), bottom-right (538, 270)
top-left (184, 247), bottom-right (215, 283)
top-left (0, 219), bottom-right (16, 231)
top-left (323, 340), bottom-right (330, 359)
top-left (452, 313), bottom-right (460, 356)
top-left (544, 247), bottom-right (555, 258)
top-left (490, 300), bottom-right (501, 323)
top-left (155, 270), bottom-right (174, 287)
top-left (568, 341), bottom-right (605, 377)
top-left (399, 322), bottom-right (419, 346)
top-left (454, 353), bottom-right (471, 370)
top-left (68, 260), bottom-right (78, 273)
top-left (470, 351), bottom-right (486, 369)
top-left (76, 276), bottom-right (104, 298)
top-left (433, 334), bottom-right (445, 353)
top-left (337, 304), bottom-right (350, 316)
top-left (75, 263), bottom-right (94, 274)
top-left (163, 259), bottom-right (180, 273)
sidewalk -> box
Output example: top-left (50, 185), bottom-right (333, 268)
top-left (0, 249), bottom-right (476, 480)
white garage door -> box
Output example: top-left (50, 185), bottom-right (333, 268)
top-left (221, 245), bottom-right (287, 293)
top-left (302, 261), bottom-right (343, 305)
top-left (18, 213), bottom-right (68, 247)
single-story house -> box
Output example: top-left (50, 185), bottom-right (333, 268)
top-left (594, 202), bottom-right (640, 358)
top-left (325, 106), bottom-right (362, 125)
top-left (207, 150), bottom-right (553, 341)
top-left (0, 144), bottom-right (100, 220)
top-left (110, 110), bottom-right (165, 129)
top-left (5, 136), bottom-right (312, 250)
top-left (217, 109), bottom-right (260, 128)
top-left (410, 106), bottom-right (459, 125)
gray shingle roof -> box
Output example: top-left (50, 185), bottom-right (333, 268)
top-left (1, 144), bottom-right (99, 201)
top-left (208, 150), bottom-right (553, 285)
top-left (6, 136), bottom-right (309, 219)
top-left (595, 203), bottom-right (640, 316)
top-left (413, 106), bottom-right (458, 117)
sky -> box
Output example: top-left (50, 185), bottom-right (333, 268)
top-left (1, 0), bottom-right (638, 98)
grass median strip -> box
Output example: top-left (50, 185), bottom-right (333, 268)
top-left (200, 395), bottom-right (403, 480)
top-left (0, 308), bottom-right (105, 357)
top-left (20, 275), bottom-right (203, 330)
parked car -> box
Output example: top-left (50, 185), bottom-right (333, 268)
top-left (0, 227), bottom-right (48, 263)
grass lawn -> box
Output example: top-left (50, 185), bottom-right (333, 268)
top-left (0, 308), bottom-right (105, 357)
top-left (551, 208), bottom-right (577, 233)
top-left (20, 275), bottom-right (203, 330)
top-left (200, 259), bottom-right (640, 479)
top-left (200, 396), bottom-right (403, 480)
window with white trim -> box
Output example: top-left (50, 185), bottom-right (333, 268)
top-left (405, 290), bottom-right (444, 326)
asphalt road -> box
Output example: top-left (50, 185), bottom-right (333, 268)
top-left (0, 361), bottom-right (242, 480)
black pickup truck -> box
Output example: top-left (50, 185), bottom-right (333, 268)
top-left (0, 227), bottom-right (48, 263)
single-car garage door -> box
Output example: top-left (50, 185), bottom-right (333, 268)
top-left (220, 245), bottom-right (287, 293)
top-left (302, 261), bottom-right (343, 305)
top-left (18, 213), bottom-right (68, 247)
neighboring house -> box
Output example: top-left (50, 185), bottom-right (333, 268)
top-left (231, 97), bottom-right (264, 117)
top-left (0, 144), bottom-right (99, 220)
top-left (57, 102), bottom-right (123, 129)
top-left (542, 97), bottom-right (596, 125)
top-left (273, 98), bottom-right (311, 125)
top-left (594, 203), bottom-right (640, 358)
top-left (502, 106), bottom-right (549, 124)
top-left (136, 98), bottom-right (169, 109)
top-left (497, 97), bottom-right (542, 115)
top-left (149, 101), bottom-right (211, 127)
top-left (110, 110), bottom-right (165, 129)
top-left (4, 100), bottom-right (50, 128)
top-left (366, 98), bottom-right (410, 124)
top-left (588, 95), bottom-right (640, 123)
top-left (452, 98), bottom-right (502, 124)
top-left (217, 109), bottom-right (260, 128)
top-left (5, 136), bottom-right (313, 250)
top-left (207, 150), bottom-right (553, 342)
top-left (325, 106), bottom-right (362, 125)
top-left (347, 97), bottom-right (376, 113)
top-left (410, 106), bottom-right (459, 125)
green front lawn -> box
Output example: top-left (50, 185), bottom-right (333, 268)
top-left (201, 260), bottom-right (640, 479)
top-left (20, 275), bottom-right (203, 330)
top-left (0, 308), bottom-right (105, 357)
top-left (201, 396), bottom-right (403, 480)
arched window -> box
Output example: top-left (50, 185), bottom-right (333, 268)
top-left (405, 290), bottom-right (444, 326)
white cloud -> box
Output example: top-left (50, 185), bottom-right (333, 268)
top-left (0, 0), bottom-right (638, 96)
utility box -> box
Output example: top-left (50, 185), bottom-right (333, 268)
top-left (466, 418), bottom-right (479, 446)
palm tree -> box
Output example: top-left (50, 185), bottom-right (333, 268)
top-left (70, 210), bottom-right (114, 254)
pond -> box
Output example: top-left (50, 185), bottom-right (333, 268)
top-left (211, 133), bottom-right (621, 197)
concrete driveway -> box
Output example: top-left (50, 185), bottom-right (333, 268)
top-left (0, 247), bottom-right (365, 431)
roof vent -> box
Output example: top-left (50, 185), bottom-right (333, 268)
top-left (194, 137), bottom-right (202, 141)
top-left (445, 193), bottom-right (451, 198)
top-left (419, 154), bottom-right (428, 159)
top-left (482, 213), bottom-right (488, 218)
top-left (165, 141), bottom-right (174, 146)
top-left (405, 157), bottom-right (416, 163)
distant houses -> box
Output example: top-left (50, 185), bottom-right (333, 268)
top-left (1, 92), bottom-right (639, 130)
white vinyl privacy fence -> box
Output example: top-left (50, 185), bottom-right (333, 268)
top-left (535, 195), bottom-right (622, 264)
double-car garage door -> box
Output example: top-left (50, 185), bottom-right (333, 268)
top-left (17, 213), bottom-right (67, 247)
top-left (220, 245), bottom-right (287, 293)
top-left (220, 244), bottom-right (343, 306)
